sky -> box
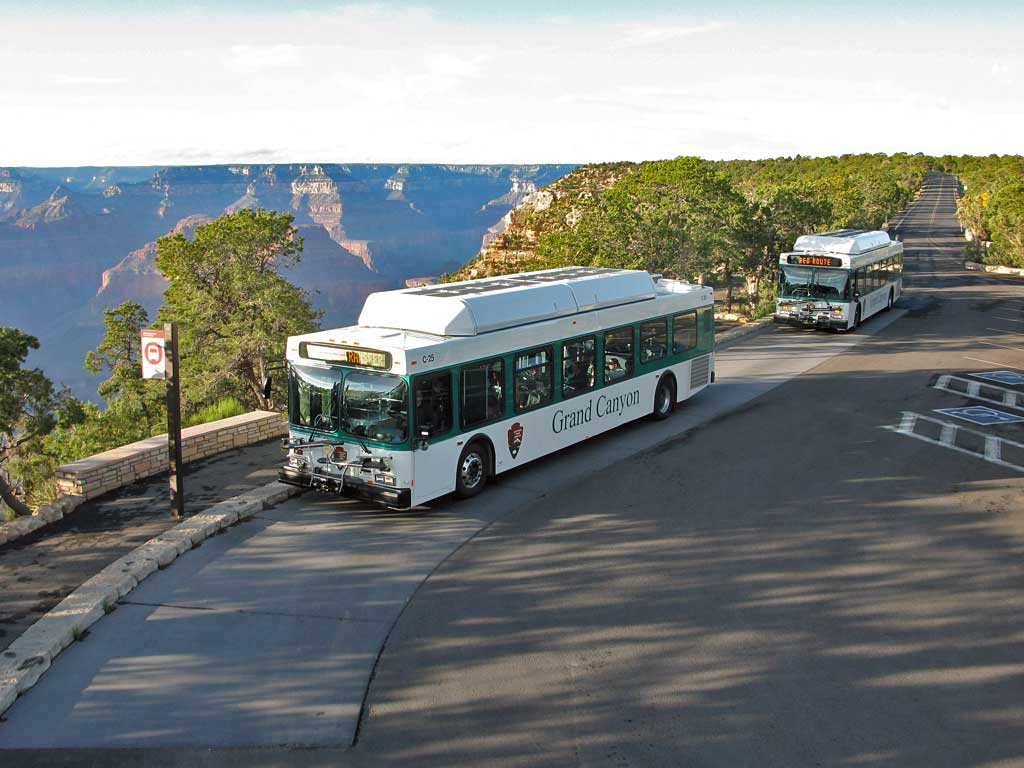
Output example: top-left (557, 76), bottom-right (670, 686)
top-left (1, 1), bottom-right (1022, 166)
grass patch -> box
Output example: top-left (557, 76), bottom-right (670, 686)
top-left (185, 397), bottom-right (246, 428)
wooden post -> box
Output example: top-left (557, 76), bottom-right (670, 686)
top-left (165, 322), bottom-right (185, 519)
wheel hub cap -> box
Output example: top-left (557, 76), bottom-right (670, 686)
top-left (461, 454), bottom-right (483, 488)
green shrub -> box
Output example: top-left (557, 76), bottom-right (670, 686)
top-left (185, 397), bottom-right (246, 428)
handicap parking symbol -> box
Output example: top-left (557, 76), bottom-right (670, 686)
top-left (935, 406), bottom-right (1024, 426)
top-left (970, 370), bottom-right (1024, 387)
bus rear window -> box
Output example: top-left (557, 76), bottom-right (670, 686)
top-left (672, 313), bottom-right (697, 354)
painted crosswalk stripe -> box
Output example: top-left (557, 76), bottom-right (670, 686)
top-left (933, 374), bottom-right (1024, 412)
top-left (882, 411), bottom-right (1024, 473)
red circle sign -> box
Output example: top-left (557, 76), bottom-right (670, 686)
top-left (144, 341), bottom-right (164, 366)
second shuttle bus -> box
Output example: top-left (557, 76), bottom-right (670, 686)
top-left (774, 229), bottom-right (903, 332)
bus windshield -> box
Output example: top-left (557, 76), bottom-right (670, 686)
top-left (289, 365), bottom-right (409, 444)
top-left (780, 266), bottom-right (849, 300)
top-left (341, 372), bottom-right (409, 444)
top-left (289, 365), bottom-right (340, 432)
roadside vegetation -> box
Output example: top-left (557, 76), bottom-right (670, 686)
top-left (450, 153), bottom-right (933, 316)
top-left (1, 208), bottom-right (319, 516)
top-left (941, 155), bottom-right (1024, 268)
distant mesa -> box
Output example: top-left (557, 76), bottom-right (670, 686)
top-left (0, 161), bottom-right (576, 399)
top-left (404, 276), bottom-right (439, 288)
top-left (97, 214), bottom-right (214, 312)
top-left (9, 186), bottom-right (81, 228)
top-left (291, 164), bottom-right (345, 243)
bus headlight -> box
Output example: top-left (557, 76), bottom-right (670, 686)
top-left (832, 307), bottom-right (842, 315)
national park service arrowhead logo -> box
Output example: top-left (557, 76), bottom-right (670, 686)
top-left (507, 421), bottom-right (524, 459)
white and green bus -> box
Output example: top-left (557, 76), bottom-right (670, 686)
top-left (276, 266), bottom-right (715, 508)
top-left (774, 229), bottom-right (903, 332)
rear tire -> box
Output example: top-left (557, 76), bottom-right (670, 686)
top-left (652, 376), bottom-right (676, 421)
top-left (454, 441), bottom-right (488, 499)
top-left (886, 288), bottom-right (894, 311)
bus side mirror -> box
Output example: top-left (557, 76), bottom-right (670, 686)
top-left (261, 375), bottom-right (273, 399)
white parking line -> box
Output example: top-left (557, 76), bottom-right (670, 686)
top-left (987, 327), bottom-right (1024, 335)
top-left (985, 436), bottom-right (1001, 461)
top-left (882, 411), bottom-right (1024, 473)
top-left (964, 356), bottom-right (1024, 370)
top-left (933, 375), bottom-right (1024, 411)
top-left (979, 340), bottom-right (1024, 353)
top-left (993, 316), bottom-right (1024, 324)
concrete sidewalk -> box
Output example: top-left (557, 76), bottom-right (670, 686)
top-left (0, 440), bottom-right (285, 653)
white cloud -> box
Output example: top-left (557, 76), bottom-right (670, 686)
top-left (991, 61), bottom-right (1011, 77)
top-left (613, 21), bottom-right (728, 49)
top-left (1, 9), bottom-right (1022, 165)
top-left (225, 44), bottom-right (304, 74)
top-left (50, 74), bottom-right (127, 86)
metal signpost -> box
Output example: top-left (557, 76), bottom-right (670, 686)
top-left (141, 325), bottom-right (185, 518)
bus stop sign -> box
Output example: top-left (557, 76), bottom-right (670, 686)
top-left (141, 329), bottom-right (166, 380)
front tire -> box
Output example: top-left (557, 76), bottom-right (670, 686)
top-left (652, 376), bottom-right (676, 420)
top-left (455, 441), bottom-right (488, 499)
top-left (848, 305), bottom-right (862, 332)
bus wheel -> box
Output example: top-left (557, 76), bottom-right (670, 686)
top-left (652, 376), bottom-right (676, 421)
top-left (886, 288), bottom-right (894, 311)
top-left (455, 441), bottom-right (488, 499)
top-left (850, 305), bottom-right (862, 332)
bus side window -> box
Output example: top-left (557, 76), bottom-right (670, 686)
top-left (460, 358), bottom-right (504, 429)
top-left (603, 327), bottom-right (634, 384)
top-left (514, 347), bottom-right (553, 413)
top-left (562, 337), bottom-right (596, 398)
top-left (640, 319), bottom-right (668, 364)
top-left (413, 370), bottom-right (452, 438)
top-left (672, 312), bottom-right (697, 355)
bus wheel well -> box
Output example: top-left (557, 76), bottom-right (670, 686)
top-left (658, 371), bottom-right (677, 397)
top-left (467, 434), bottom-right (496, 477)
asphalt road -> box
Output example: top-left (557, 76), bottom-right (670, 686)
top-left (352, 172), bottom-right (1024, 767)
top-left (4, 173), bottom-right (1023, 766)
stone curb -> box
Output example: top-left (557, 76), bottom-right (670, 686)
top-left (0, 481), bottom-right (303, 718)
top-left (714, 316), bottom-right (775, 346)
top-left (0, 495), bottom-right (86, 549)
top-left (964, 260), bottom-right (1024, 278)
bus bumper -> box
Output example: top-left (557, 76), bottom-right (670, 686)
top-left (774, 313), bottom-right (847, 330)
top-left (277, 466), bottom-right (412, 509)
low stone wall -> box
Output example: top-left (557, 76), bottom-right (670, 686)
top-left (55, 411), bottom-right (286, 500)
top-left (964, 260), bottom-right (1024, 278)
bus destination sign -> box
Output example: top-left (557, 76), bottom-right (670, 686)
top-left (300, 342), bottom-right (391, 370)
top-left (788, 255), bottom-right (843, 267)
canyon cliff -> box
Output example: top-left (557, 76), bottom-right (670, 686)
top-left (0, 163), bottom-right (574, 399)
